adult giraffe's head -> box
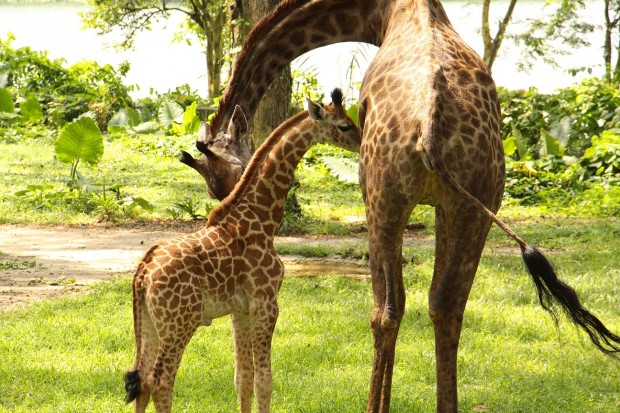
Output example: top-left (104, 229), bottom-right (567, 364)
top-left (179, 104), bottom-right (254, 201)
top-left (180, 88), bottom-right (357, 201)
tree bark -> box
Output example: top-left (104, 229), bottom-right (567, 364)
top-left (603, 0), bottom-right (620, 83)
top-left (481, 0), bottom-right (518, 71)
top-left (243, 0), bottom-right (292, 147)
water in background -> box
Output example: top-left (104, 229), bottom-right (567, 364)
top-left (0, 1), bottom-right (606, 98)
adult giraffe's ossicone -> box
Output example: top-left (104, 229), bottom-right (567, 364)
top-left (185, 1), bottom-right (620, 411)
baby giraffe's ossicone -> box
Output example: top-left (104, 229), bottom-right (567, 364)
top-left (124, 88), bottom-right (360, 413)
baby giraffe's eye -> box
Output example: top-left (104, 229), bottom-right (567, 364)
top-left (338, 124), bottom-right (352, 132)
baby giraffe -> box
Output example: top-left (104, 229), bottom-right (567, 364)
top-left (124, 88), bottom-right (360, 413)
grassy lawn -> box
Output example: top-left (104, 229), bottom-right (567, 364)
top-left (1, 218), bottom-right (619, 412)
top-left (1, 125), bottom-right (619, 412)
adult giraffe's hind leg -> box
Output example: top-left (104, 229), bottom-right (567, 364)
top-left (429, 204), bottom-right (493, 413)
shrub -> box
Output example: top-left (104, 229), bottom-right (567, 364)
top-left (0, 33), bottom-right (132, 129)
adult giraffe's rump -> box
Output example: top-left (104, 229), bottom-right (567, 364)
top-left (184, 1), bottom-right (620, 411)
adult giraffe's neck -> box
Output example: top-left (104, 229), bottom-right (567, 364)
top-left (207, 111), bottom-right (322, 237)
top-left (210, 0), bottom-right (392, 135)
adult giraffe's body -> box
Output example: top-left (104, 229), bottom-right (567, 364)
top-left (193, 1), bottom-right (620, 411)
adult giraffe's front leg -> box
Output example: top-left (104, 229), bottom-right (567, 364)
top-left (360, 146), bottom-right (419, 413)
top-left (429, 204), bottom-right (493, 413)
top-left (366, 238), bottom-right (406, 413)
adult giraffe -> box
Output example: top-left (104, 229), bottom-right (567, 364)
top-left (195, 0), bottom-right (620, 411)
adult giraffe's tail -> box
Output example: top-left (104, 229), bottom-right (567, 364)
top-left (425, 148), bottom-right (620, 356)
top-left (124, 245), bottom-right (158, 404)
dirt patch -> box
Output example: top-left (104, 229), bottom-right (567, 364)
top-left (0, 223), bottom-right (441, 310)
top-left (0, 224), bottom-right (189, 309)
top-left (0, 223), bottom-right (376, 310)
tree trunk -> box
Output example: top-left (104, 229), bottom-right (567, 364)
top-left (604, 0), bottom-right (620, 84)
top-left (243, 0), bottom-right (292, 147)
top-left (190, 0), bottom-right (226, 100)
top-left (481, 0), bottom-right (518, 71)
top-left (604, 0), bottom-right (613, 82)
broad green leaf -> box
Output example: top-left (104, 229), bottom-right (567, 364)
top-left (0, 88), bottom-right (14, 113)
top-left (123, 196), bottom-right (154, 212)
top-left (126, 106), bottom-right (141, 127)
top-left (550, 116), bottom-right (572, 146)
top-left (182, 101), bottom-right (200, 134)
top-left (20, 95), bottom-right (43, 123)
top-left (541, 129), bottom-right (563, 156)
top-left (158, 100), bottom-right (184, 129)
top-left (346, 103), bottom-right (359, 127)
top-left (502, 137), bottom-right (517, 157)
top-left (108, 109), bottom-right (129, 131)
top-left (55, 116), bottom-right (104, 166)
top-left (511, 125), bottom-right (529, 160)
top-left (597, 130), bottom-right (620, 145)
top-left (132, 121), bottom-right (163, 135)
top-left (322, 156), bottom-right (360, 185)
top-left (108, 107), bottom-right (141, 132)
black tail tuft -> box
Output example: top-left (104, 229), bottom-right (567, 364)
top-left (179, 150), bottom-right (195, 167)
top-left (124, 370), bottom-right (141, 404)
top-left (522, 244), bottom-right (620, 356)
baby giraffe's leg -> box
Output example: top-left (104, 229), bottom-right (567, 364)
top-left (149, 329), bottom-right (197, 413)
top-left (147, 280), bottom-right (203, 413)
top-left (251, 300), bottom-right (279, 413)
top-left (231, 312), bottom-right (254, 413)
top-left (133, 309), bottom-right (159, 412)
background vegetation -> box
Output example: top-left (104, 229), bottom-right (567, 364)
top-left (1, 1), bottom-right (620, 412)
top-left (1, 33), bottom-right (618, 228)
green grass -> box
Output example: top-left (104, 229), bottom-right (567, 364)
top-left (1, 221), bottom-right (619, 412)
top-left (0, 138), bottom-right (212, 225)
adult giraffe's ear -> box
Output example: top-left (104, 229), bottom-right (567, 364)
top-left (197, 121), bottom-right (211, 143)
top-left (306, 98), bottom-right (326, 121)
top-left (227, 105), bottom-right (249, 143)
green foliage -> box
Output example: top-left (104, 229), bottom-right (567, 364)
top-left (166, 197), bottom-right (215, 221)
top-left (505, 129), bottom-right (620, 206)
top-left (158, 100), bottom-right (185, 129)
top-left (0, 87), bottom-right (14, 113)
top-left (291, 68), bottom-right (324, 113)
top-left (321, 156), bottom-right (360, 185)
top-left (55, 116), bottom-right (104, 181)
top-left (19, 95), bottom-right (43, 123)
top-left (500, 78), bottom-right (620, 155)
top-left (498, 79), bottom-right (620, 210)
top-left (0, 33), bottom-right (132, 129)
top-left (513, 0), bottom-right (594, 70)
top-left (13, 181), bottom-right (154, 222)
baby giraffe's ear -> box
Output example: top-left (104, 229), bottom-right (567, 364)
top-left (227, 105), bottom-right (249, 142)
top-left (306, 98), bottom-right (326, 121)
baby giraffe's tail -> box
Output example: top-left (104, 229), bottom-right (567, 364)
top-left (124, 245), bottom-right (158, 403)
top-left (124, 370), bottom-right (141, 404)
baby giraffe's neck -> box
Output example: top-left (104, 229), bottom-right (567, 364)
top-left (207, 111), bottom-right (325, 238)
